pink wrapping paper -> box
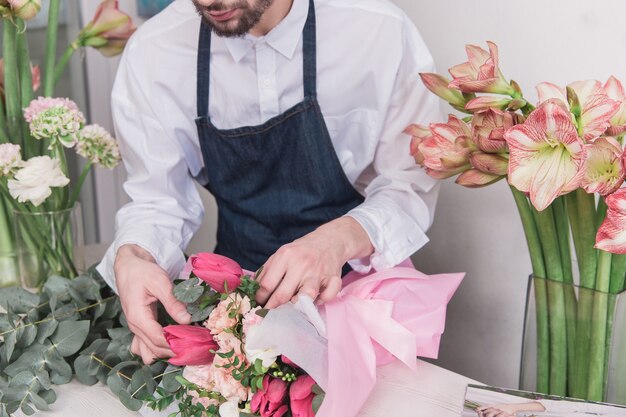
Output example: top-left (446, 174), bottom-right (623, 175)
top-left (316, 260), bottom-right (464, 417)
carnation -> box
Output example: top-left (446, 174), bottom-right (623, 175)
top-left (24, 97), bottom-right (85, 148)
top-left (204, 294), bottom-right (251, 334)
top-left (8, 156), bottom-right (69, 206)
top-left (76, 124), bottom-right (121, 168)
top-left (0, 143), bottom-right (22, 176)
top-left (208, 355), bottom-right (250, 403)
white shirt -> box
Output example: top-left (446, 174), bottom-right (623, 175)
top-left (97, 0), bottom-right (441, 288)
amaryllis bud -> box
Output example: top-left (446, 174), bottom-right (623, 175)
top-left (8, 0), bottom-right (40, 20)
top-left (471, 108), bottom-right (516, 153)
top-left (79, 0), bottom-right (136, 57)
top-left (465, 96), bottom-right (512, 112)
top-left (470, 152), bottom-right (508, 176)
top-left (455, 169), bottom-right (502, 188)
top-left (419, 73), bottom-right (467, 109)
top-left (448, 42), bottom-right (514, 95)
top-left (405, 123), bottom-right (431, 165)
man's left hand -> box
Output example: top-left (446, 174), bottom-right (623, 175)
top-left (256, 217), bottom-right (373, 309)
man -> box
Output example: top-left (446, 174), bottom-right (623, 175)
top-left (98, 0), bottom-right (441, 364)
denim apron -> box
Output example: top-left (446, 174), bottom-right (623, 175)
top-left (195, 0), bottom-right (364, 271)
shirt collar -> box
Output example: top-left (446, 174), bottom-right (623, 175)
top-left (222, 0), bottom-right (308, 63)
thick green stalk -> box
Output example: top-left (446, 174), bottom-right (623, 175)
top-left (49, 143), bottom-right (69, 211)
top-left (53, 44), bottom-right (78, 88)
top-left (609, 255), bottom-right (626, 294)
top-left (510, 186), bottom-right (549, 392)
top-left (587, 250), bottom-right (612, 401)
top-left (533, 206), bottom-right (567, 396)
top-left (16, 25), bottom-right (34, 158)
top-left (0, 194), bottom-right (15, 255)
top-left (0, 93), bottom-right (10, 143)
top-left (3, 20), bottom-right (23, 146)
top-left (576, 189), bottom-right (598, 289)
top-left (44, 0), bottom-right (62, 97)
top-left (68, 161), bottom-right (92, 209)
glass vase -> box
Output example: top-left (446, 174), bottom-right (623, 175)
top-left (13, 203), bottom-right (85, 291)
top-left (520, 275), bottom-right (626, 405)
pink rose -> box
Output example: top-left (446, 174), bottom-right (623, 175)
top-left (290, 375), bottom-right (316, 417)
top-left (208, 355), bottom-right (250, 403)
top-left (250, 375), bottom-right (289, 417)
top-left (163, 325), bottom-right (218, 366)
top-left (204, 293), bottom-right (251, 334)
top-left (189, 253), bottom-right (243, 293)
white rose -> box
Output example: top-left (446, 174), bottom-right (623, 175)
top-left (244, 326), bottom-right (278, 368)
top-left (0, 143), bottom-right (22, 176)
top-left (8, 156), bottom-right (69, 206)
top-left (219, 400), bottom-right (239, 417)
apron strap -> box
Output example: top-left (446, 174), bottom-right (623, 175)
top-left (196, 0), bottom-right (318, 117)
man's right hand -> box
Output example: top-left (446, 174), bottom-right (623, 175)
top-left (114, 244), bottom-right (191, 364)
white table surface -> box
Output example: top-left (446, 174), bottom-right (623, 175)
top-left (21, 359), bottom-right (478, 417)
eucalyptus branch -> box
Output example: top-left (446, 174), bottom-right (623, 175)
top-left (89, 354), bottom-right (132, 381)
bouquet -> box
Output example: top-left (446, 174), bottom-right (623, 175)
top-left (139, 253), bottom-right (464, 417)
top-left (0, 0), bottom-right (134, 285)
top-left (406, 41), bottom-right (626, 402)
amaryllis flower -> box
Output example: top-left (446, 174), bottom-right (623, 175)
top-left (603, 76), bottom-right (626, 136)
top-left (504, 99), bottom-right (586, 211)
top-left (250, 376), bottom-right (289, 417)
top-left (79, 0), bottom-right (136, 57)
top-left (187, 252), bottom-right (242, 293)
top-left (404, 123), bottom-right (431, 165)
top-left (7, 156), bottom-right (69, 206)
top-left (419, 73), bottom-right (468, 110)
top-left (163, 324), bottom-right (218, 366)
top-left (76, 124), bottom-right (121, 168)
top-left (536, 80), bottom-right (620, 141)
top-left (411, 115), bottom-right (475, 179)
top-left (455, 169), bottom-right (502, 188)
top-left (7, 0), bottom-right (40, 20)
top-left (448, 42), bottom-right (514, 95)
top-left (580, 136), bottom-right (626, 196)
top-left (471, 108), bottom-right (517, 153)
top-left (24, 97), bottom-right (85, 148)
top-left (289, 375), bottom-right (317, 417)
top-left (0, 143), bottom-right (22, 176)
top-left (596, 189), bottom-right (626, 254)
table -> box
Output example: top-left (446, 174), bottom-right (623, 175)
top-left (19, 359), bottom-right (478, 417)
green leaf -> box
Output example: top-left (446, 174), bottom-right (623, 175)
top-left (311, 383), bottom-right (324, 396)
top-left (50, 320), bottom-right (90, 357)
top-left (0, 287), bottom-right (40, 314)
top-left (312, 393), bottom-right (325, 413)
top-left (173, 277), bottom-right (203, 303)
top-left (118, 389), bottom-right (144, 411)
top-left (38, 388), bottom-right (57, 405)
top-left (44, 349), bottom-right (72, 384)
top-left (20, 402), bottom-right (35, 416)
top-left (16, 322), bottom-right (37, 349)
top-left (161, 368), bottom-right (182, 393)
top-left (50, 302), bottom-right (80, 322)
top-left (36, 370), bottom-right (52, 390)
top-left (29, 391), bottom-right (50, 411)
top-left (4, 351), bottom-right (44, 377)
top-left (188, 304), bottom-right (214, 322)
top-left (107, 361), bottom-right (139, 395)
top-left (5, 330), bottom-right (17, 362)
top-left (9, 371), bottom-right (38, 390)
top-left (36, 319), bottom-right (59, 344)
top-left (43, 275), bottom-right (72, 298)
top-left (74, 355), bottom-right (98, 385)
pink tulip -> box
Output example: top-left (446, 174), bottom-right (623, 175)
top-left (603, 76), bottom-right (626, 136)
top-left (163, 325), bottom-right (218, 366)
top-left (471, 108), bottom-right (517, 153)
top-left (419, 73), bottom-right (467, 109)
top-left (289, 375), bottom-right (316, 417)
top-left (250, 376), bottom-right (289, 417)
top-left (536, 80), bottom-right (620, 141)
top-left (455, 168), bottom-right (502, 188)
top-left (581, 136), bottom-right (626, 196)
top-left (448, 42), bottom-right (514, 95)
top-left (7, 0), bottom-right (40, 20)
top-left (412, 115), bottom-right (475, 179)
top-left (504, 99), bottom-right (586, 211)
top-left (280, 355), bottom-right (300, 369)
top-left (189, 252), bottom-right (242, 293)
top-left (596, 189), bottom-right (626, 254)
top-left (80, 0), bottom-right (136, 57)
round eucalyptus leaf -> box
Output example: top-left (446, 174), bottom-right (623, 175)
top-left (173, 278), bottom-right (203, 303)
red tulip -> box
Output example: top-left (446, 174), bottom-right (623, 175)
top-left (190, 253), bottom-right (243, 293)
top-left (163, 325), bottom-right (218, 366)
top-left (79, 0), bottom-right (136, 57)
top-left (250, 375), bottom-right (289, 417)
top-left (289, 375), bottom-right (316, 417)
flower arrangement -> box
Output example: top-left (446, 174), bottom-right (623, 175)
top-left (0, 0), bottom-right (134, 285)
top-left (407, 41), bottom-right (626, 402)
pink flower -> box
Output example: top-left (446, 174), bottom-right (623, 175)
top-left (405, 123), bottom-right (431, 166)
top-left (204, 293), bottom-right (251, 334)
top-left (504, 99), bottom-right (586, 211)
top-left (79, 0), bottom-right (136, 57)
top-left (448, 42), bottom-right (513, 95)
top-left (7, 0), bottom-right (40, 20)
top-left (250, 376), bottom-right (289, 417)
top-left (163, 325), bottom-right (218, 366)
top-left (581, 136), bottom-right (626, 196)
top-left (280, 355), bottom-right (299, 369)
top-left (0, 143), bottom-right (22, 176)
top-left (419, 73), bottom-right (467, 109)
top-left (189, 253), bottom-right (243, 293)
top-left (182, 365), bottom-right (213, 390)
top-left (214, 331), bottom-right (243, 355)
top-left (465, 95), bottom-right (518, 112)
top-left (455, 168), bottom-right (502, 188)
top-left (290, 375), bottom-right (316, 417)
top-left (208, 355), bottom-right (250, 403)
top-left (23, 96), bottom-right (81, 123)
top-left (536, 80), bottom-right (620, 141)
top-left (471, 108), bottom-right (517, 153)
top-left (411, 115), bottom-right (474, 179)
top-left (603, 76), bottom-right (626, 136)
top-left (242, 306), bottom-right (264, 335)
top-left (596, 189), bottom-right (626, 254)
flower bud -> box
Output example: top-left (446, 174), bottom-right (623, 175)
top-left (79, 0), bottom-right (136, 57)
top-left (8, 0), bottom-right (40, 20)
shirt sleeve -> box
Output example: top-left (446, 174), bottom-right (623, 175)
top-left (345, 18), bottom-right (442, 272)
top-left (96, 41), bottom-right (204, 292)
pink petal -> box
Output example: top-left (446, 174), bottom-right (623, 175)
top-left (289, 376), bottom-right (316, 401)
top-left (596, 189), bottom-right (626, 254)
top-left (455, 169), bottom-right (502, 188)
top-left (536, 82), bottom-right (566, 104)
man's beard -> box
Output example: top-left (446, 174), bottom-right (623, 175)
top-left (192, 0), bottom-right (273, 37)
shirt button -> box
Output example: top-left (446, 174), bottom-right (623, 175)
top-left (263, 78), bottom-right (272, 87)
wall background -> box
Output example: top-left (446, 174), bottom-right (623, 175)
top-left (82, 0), bottom-right (626, 389)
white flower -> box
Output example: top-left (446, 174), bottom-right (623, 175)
top-left (0, 143), bottom-right (22, 176)
top-left (76, 124), bottom-right (121, 168)
top-left (244, 325), bottom-right (278, 368)
top-left (8, 156), bottom-right (69, 206)
top-left (219, 400), bottom-right (240, 417)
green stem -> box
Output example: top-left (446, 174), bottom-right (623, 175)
top-left (16, 24), bottom-right (34, 158)
top-left (510, 186), bottom-right (546, 277)
top-left (576, 189), bottom-right (598, 289)
top-left (609, 255), bottom-right (626, 294)
top-left (0, 89), bottom-right (10, 143)
top-left (587, 250), bottom-right (612, 401)
top-left (53, 43), bottom-right (78, 88)
top-left (68, 161), bottom-right (92, 209)
top-left (44, 0), bottom-right (62, 97)
top-left (3, 19), bottom-right (23, 146)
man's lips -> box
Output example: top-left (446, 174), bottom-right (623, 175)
top-left (207, 8), bottom-right (239, 22)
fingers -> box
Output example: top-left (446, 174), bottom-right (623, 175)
top-left (317, 275), bottom-right (342, 304)
top-left (265, 270), bottom-right (303, 309)
top-left (152, 280), bottom-right (192, 324)
top-left (255, 256), bottom-right (286, 306)
top-left (131, 336), bottom-right (160, 365)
